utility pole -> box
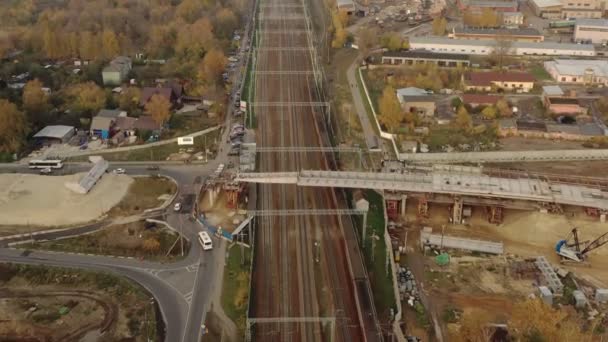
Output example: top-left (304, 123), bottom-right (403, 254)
top-left (179, 215), bottom-right (184, 257)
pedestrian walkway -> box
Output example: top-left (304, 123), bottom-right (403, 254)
top-left (346, 59), bottom-right (380, 151)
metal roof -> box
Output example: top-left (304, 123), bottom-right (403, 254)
top-left (454, 27), bottom-right (542, 36)
top-left (530, 0), bottom-right (561, 8)
top-left (383, 50), bottom-right (470, 61)
top-left (542, 85), bottom-right (564, 96)
top-left (33, 125), bottom-right (74, 139)
top-left (576, 18), bottom-right (608, 27)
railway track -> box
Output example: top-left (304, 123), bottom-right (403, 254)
top-left (249, 0), bottom-right (379, 340)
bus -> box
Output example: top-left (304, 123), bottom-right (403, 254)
top-left (28, 159), bottom-right (64, 169)
top-left (198, 231), bottom-right (213, 251)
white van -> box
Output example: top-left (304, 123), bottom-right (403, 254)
top-left (198, 231), bottom-right (213, 251)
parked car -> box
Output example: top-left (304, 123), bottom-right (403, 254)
top-left (174, 203), bottom-right (182, 212)
top-left (39, 167), bottom-right (52, 174)
top-left (113, 168), bottom-right (126, 174)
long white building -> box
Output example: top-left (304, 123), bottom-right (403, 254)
top-left (544, 59), bottom-right (608, 85)
top-left (574, 19), bottom-right (608, 44)
top-left (408, 37), bottom-right (596, 56)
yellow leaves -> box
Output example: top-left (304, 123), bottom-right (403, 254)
top-left (378, 85), bottom-right (403, 132)
top-left (0, 99), bottom-right (29, 153)
top-left (331, 10), bottom-right (348, 48)
top-left (102, 30), bottom-right (120, 59)
top-left (66, 82), bottom-right (106, 114)
top-left (455, 105), bottom-right (472, 131)
top-left (145, 94), bottom-right (171, 126)
top-left (198, 48), bottom-right (227, 84)
top-left (23, 79), bottom-right (49, 114)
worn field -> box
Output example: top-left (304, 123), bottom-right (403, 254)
top-left (0, 173), bottom-right (132, 229)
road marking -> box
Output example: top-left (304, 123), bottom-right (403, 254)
top-left (184, 291), bottom-right (193, 304)
top-left (180, 250), bottom-right (203, 342)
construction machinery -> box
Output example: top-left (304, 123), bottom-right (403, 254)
top-left (555, 228), bottom-right (608, 263)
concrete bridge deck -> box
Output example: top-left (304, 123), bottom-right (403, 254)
top-left (236, 169), bottom-right (608, 210)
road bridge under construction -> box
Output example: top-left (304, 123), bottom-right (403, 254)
top-left (236, 167), bottom-right (608, 224)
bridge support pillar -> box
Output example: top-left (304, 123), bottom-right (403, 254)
top-left (486, 206), bottom-right (503, 224)
top-left (400, 194), bottom-right (407, 216)
top-left (362, 211), bottom-right (368, 247)
top-left (452, 198), bottom-right (463, 224)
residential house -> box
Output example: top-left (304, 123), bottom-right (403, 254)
top-left (133, 115), bottom-right (162, 133)
top-left (90, 109), bottom-right (127, 139)
top-left (140, 86), bottom-right (181, 108)
top-left (102, 56), bottom-right (132, 86)
top-left (111, 116), bottom-right (137, 145)
top-left (396, 87), bottom-right (436, 117)
top-left (463, 71), bottom-right (535, 93)
top-left (461, 94), bottom-right (503, 107)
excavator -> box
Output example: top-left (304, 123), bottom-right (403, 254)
top-left (555, 228), bottom-right (608, 263)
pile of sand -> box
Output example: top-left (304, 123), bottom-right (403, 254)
top-left (0, 173), bottom-right (133, 228)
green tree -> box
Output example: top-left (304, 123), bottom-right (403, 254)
top-left (145, 94), bottom-right (172, 126)
top-left (66, 82), bottom-right (106, 114)
top-left (432, 16), bottom-right (447, 35)
top-left (378, 86), bottom-right (402, 132)
top-left (455, 105), bottom-right (472, 131)
top-left (380, 32), bottom-right (402, 51)
top-left (481, 106), bottom-right (497, 120)
top-left (22, 79), bottom-right (49, 115)
top-left (0, 99), bottom-right (30, 153)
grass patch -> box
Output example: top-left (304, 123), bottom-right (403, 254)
top-left (221, 244), bottom-right (251, 339)
top-left (70, 131), bottom-right (219, 162)
top-left (106, 176), bottom-right (176, 217)
top-left (423, 126), bottom-right (498, 152)
top-left (351, 189), bottom-right (397, 318)
top-left (356, 68), bottom-right (380, 135)
top-left (529, 64), bottom-right (552, 81)
top-left (24, 221), bottom-right (188, 261)
top-left (165, 113), bottom-right (220, 138)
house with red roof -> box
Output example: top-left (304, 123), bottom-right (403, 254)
top-left (463, 71), bottom-right (535, 93)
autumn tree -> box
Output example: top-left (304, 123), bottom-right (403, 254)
top-left (23, 79), bottom-right (49, 115)
top-left (198, 48), bottom-right (227, 84)
top-left (0, 99), bottom-right (30, 153)
top-left (509, 298), bottom-right (590, 341)
top-left (142, 237), bottom-right (161, 253)
top-left (66, 82), bottom-right (106, 114)
top-left (176, 0), bottom-right (204, 24)
top-left (380, 32), bottom-right (403, 51)
top-left (145, 94), bottom-right (172, 126)
top-left (102, 29), bottom-right (120, 59)
top-left (215, 8), bottom-right (238, 39)
top-left (481, 106), bottom-right (497, 120)
top-left (495, 98), bottom-right (511, 117)
top-left (378, 86), bottom-right (402, 132)
top-left (455, 105), bottom-right (472, 131)
top-left (176, 18), bottom-right (215, 59)
top-left (331, 10), bottom-right (347, 48)
top-left (118, 87), bottom-right (142, 113)
top-left (432, 16), bottom-right (448, 35)
top-left (80, 31), bottom-right (102, 60)
top-left (449, 309), bottom-right (493, 342)
top-left (357, 27), bottom-right (377, 57)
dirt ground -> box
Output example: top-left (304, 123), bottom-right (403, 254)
top-left (0, 173), bottom-right (132, 230)
top-left (0, 263), bottom-right (157, 342)
top-left (499, 136), bottom-right (588, 151)
top-left (199, 189), bottom-right (248, 233)
top-left (405, 202), bottom-right (608, 288)
top-left (491, 160), bottom-right (608, 178)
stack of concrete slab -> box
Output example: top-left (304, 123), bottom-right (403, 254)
top-left (538, 286), bottom-right (553, 305)
top-left (573, 290), bottom-right (587, 308)
top-left (420, 227), bottom-right (503, 254)
top-left (534, 256), bottom-right (563, 293)
top-left (595, 289), bottom-right (608, 303)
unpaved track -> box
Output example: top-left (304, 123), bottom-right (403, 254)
top-left (251, 0), bottom-right (379, 341)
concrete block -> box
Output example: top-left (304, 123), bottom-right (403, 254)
top-left (538, 286), bottom-right (553, 305)
top-left (573, 290), bottom-right (587, 308)
top-left (595, 289), bottom-right (608, 303)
